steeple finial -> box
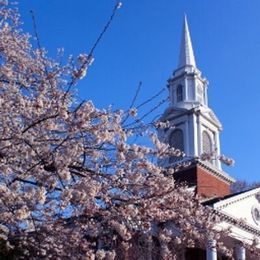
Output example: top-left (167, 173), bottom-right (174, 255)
top-left (178, 15), bottom-right (196, 68)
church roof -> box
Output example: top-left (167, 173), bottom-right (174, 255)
top-left (202, 188), bottom-right (258, 206)
top-left (178, 15), bottom-right (196, 68)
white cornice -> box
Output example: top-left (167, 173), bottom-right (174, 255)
top-left (213, 187), bottom-right (260, 210)
top-left (196, 160), bottom-right (235, 184)
top-left (167, 158), bottom-right (235, 184)
top-left (214, 209), bottom-right (260, 237)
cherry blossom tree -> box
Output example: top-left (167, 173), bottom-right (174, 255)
top-left (0, 1), bottom-right (258, 259)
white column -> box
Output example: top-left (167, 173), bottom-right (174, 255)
top-left (197, 114), bottom-right (202, 156)
top-left (192, 114), bottom-right (198, 157)
top-left (205, 86), bottom-right (208, 106)
top-left (185, 119), bottom-right (190, 156)
top-left (184, 77), bottom-right (188, 101)
top-left (207, 239), bottom-right (217, 260)
top-left (215, 131), bottom-right (222, 170)
top-left (235, 242), bottom-right (246, 260)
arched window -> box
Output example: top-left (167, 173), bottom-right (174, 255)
top-left (169, 129), bottom-right (184, 163)
top-left (202, 131), bottom-right (212, 154)
top-left (177, 85), bottom-right (183, 102)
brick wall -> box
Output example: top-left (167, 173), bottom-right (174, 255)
top-left (173, 163), bottom-right (231, 198)
top-left (196, 166), bottom-right (230, 198)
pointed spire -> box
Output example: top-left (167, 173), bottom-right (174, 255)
top-left (178, 15), bottom-right (196, 68)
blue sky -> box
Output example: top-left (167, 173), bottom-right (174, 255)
top-left (18, 1), bottom-right (260, 182)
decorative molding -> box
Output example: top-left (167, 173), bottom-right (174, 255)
top-left (162, 107), bottom-right (222, 131)
top-left (172, 158), bottom-right (234, 184)
top-left (196, 160), bottom-right (235, 184)
top-left (213, 188), bottom-right (260, 210)
top-left (167, 158), bottom-right (234, 185)
top-left (215, 210), bottom-right (260, 237)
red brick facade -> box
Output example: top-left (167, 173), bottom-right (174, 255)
top-left (196, 166), bottom-right (230, 198)
top-left (173, 163), bottom-right (231, 198)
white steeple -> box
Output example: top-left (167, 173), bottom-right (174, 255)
top-left (158, 15), bottom-right (235, 195)
top-left (168, 15), bottom-right (208, 110)
top-left (159, 15), bottom-right (224, 171)
top-left (178, 15), bottom-right (196, 68)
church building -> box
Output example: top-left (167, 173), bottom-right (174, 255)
top-left (159, 16), bottom-right (260, 260)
